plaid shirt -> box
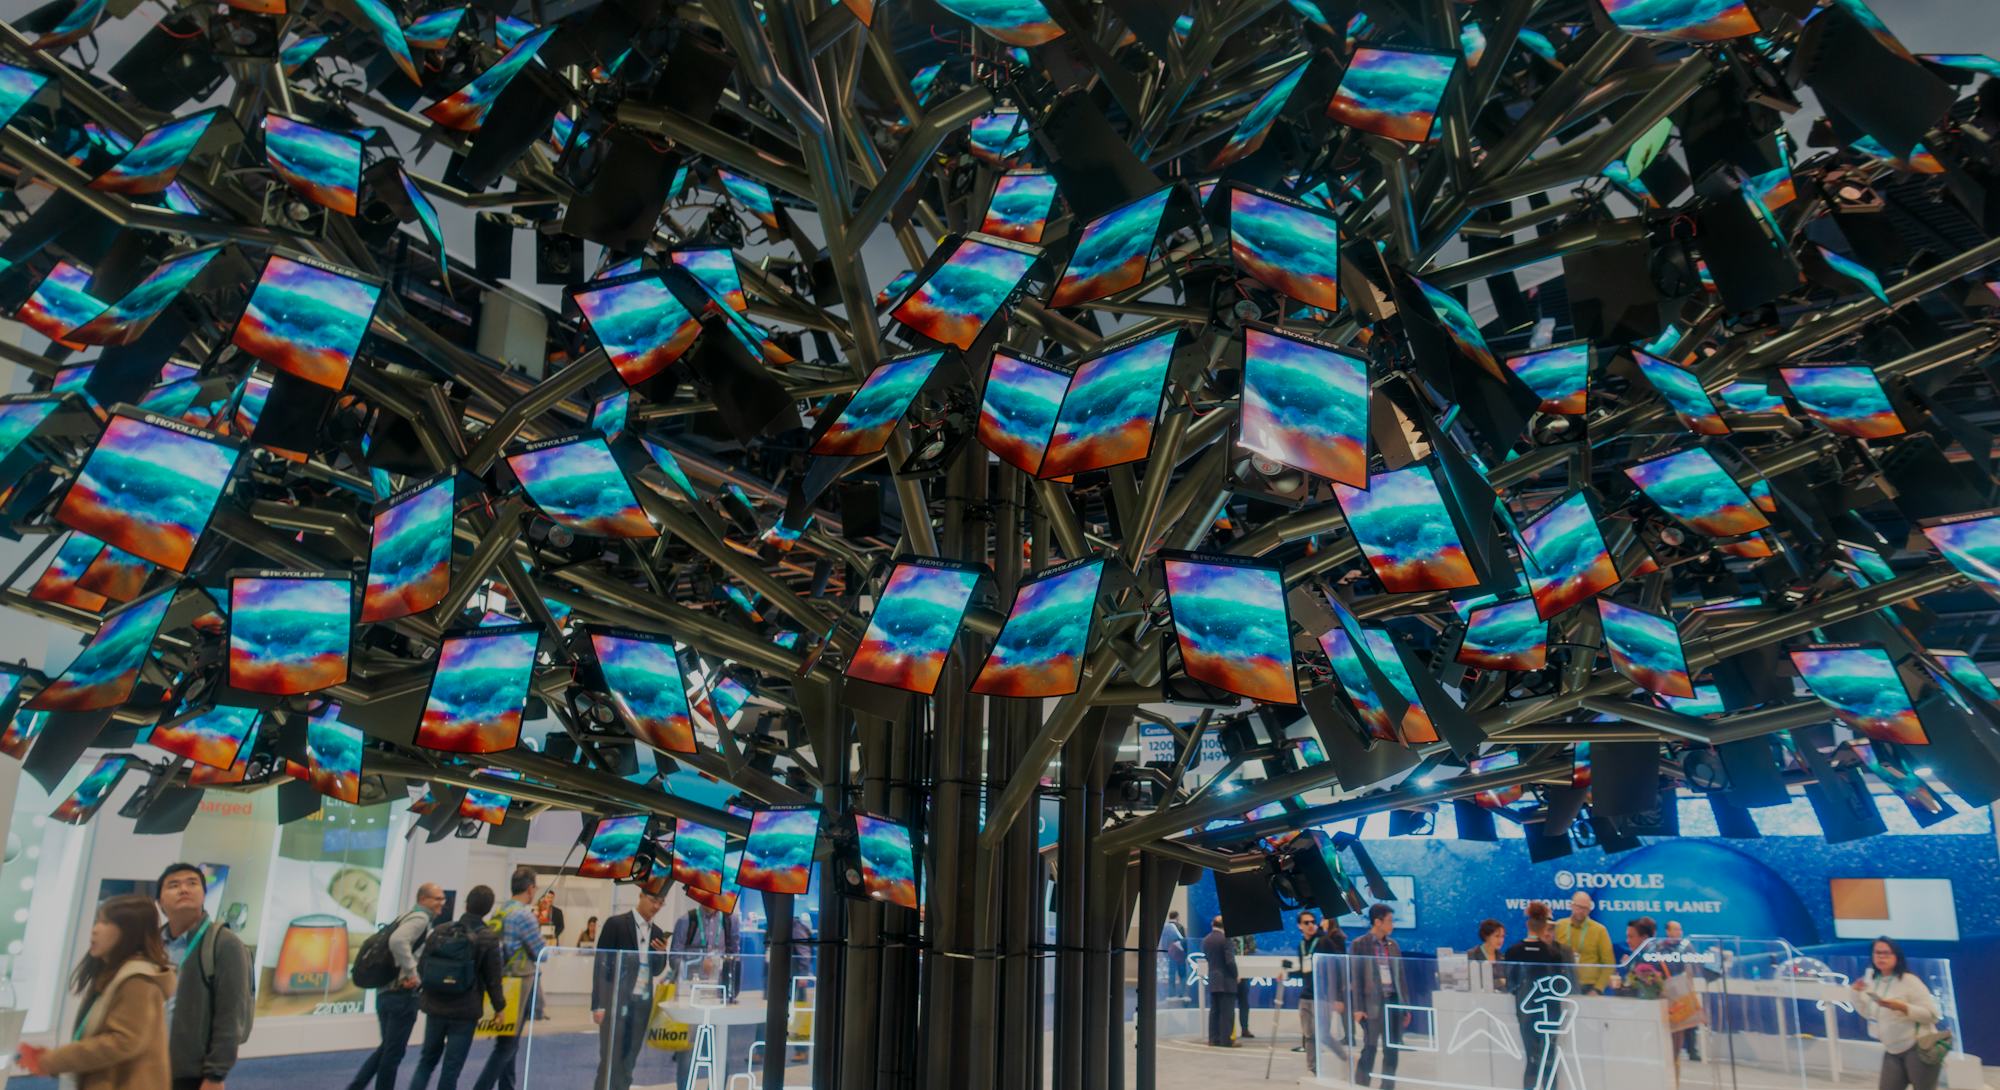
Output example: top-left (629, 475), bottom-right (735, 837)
top-left (495, 898), bottom-right (546, 976)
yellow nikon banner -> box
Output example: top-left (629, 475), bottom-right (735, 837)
top-left (474, 978), bottom-right (524, 1039)
top-left (647, 982), bottom-right (691, 1052)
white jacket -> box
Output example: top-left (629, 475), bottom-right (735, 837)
top-left (1853, 970), bottom-right (1939, 1054)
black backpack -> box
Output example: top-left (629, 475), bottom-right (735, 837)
top-left (353, 911), bottom-right (426, 990)
top-left (419, 920), bottom-right (480, 996)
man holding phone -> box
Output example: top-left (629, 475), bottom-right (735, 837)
top-left (590, 888), bottom-right (669, 1090)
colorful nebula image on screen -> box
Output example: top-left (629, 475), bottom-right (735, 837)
top-left (0, 397), bottom-right (59, 465)
top-left (716, 168), bottom-right (780, 230)
top-left (1162, 556), bottom-right (1296, 704)
top-left (146, 704), bottom-right (258, 769)
top-left (638, 437), bottom-right (702, 506)
top-left (671, 248), bottom-right (747, 312)
top-left (507, 436), bottom-right (655, 538)
top-left (88, 111), bottom-right (217, 197)
top-left (1408, 274), bottom-right (1501, 380)
top-left (1327, 46), bottom-right (1455, 143)
top-left (1658, 681), bottom-right (1724, 718)
top-left (1317, 624), bottom-right (1398, 741)
top-left (1817, 246), bottom-right (1889, 305)
top-left (1779, 365), bottom-right (1905, 440)
top-left (737, 807), bottom-right (817, 894)
top-left (977, 350), bottom-right (1068, 475)
top-left (16, 262), bottom-right (106, 343)
top-left (422, 25), bottom-right (555, 132)
top-left (574, 275), bottom-right (701, 386)
top-left (591, 390), bottom-right (627, 439)
top-left (578, 814), bottom-right (647, 879)
top-left (456, 770), bottom-right (521, 823)
top-left (306, 709), bottom-right (364, 803)
top-left (231, 256), bottom-right (382, 390)
top-left (1624, 447), bottom-right (1770, 538)
top-left (980, 172), bottom-right (1060, 244)
top-left (813, 351), bottom-right (945, 457)
top-left (30, 590), bottom-right (171, 713)
top-left (1360, 629), bottom-right (1437, 743)
top-left (967, 109), bottom-right (1031, 168)
top-left (1521, 491), bottom-right (1619, 620)
top-left (417, 626), bottom-right (538, 754)
top-left (1212, 62), bottom-right (1307, 168)
top-left (263, 115), bottom-right (361, 216)
top-left (281, 34), bottom-right (330, 72)
top-left (350, 0), bottom-right (418, 83)
top-left (1457, 598), bottom-right (1548, 671)
top-left (1790, 645), bottom-right (1927, 745)
top-left (672, 818), bottom-right (727, 892)
top-left (1230, 187), bottom-right (1340, 311)
top-left (589, 629), bottom-right (696, 754)
top-left (1832, 0), bottom-right (1911, 59)
top-left (51, 755), bottom-right (127, 825)
top-left (70, 249), bottom-right (220, 347)
top-left (1596, 599), bottom-right (1695, 698)
top-left (934, 0), bottom-right (1062, 46)
top-left (972, 558), bottom-right (1103, 698)
top-left (846, 561), bottom-right (980, 695)
top-left (0, 64), bottom-right (50, 131)
top-left (1635, 350), bottom-right (1728, 435)
top-left (1040, 329), bottom-right (1175, 479)
top-left (1333, 465), bottom-right (1479, 594)
top-left (1504, 343), bottom-right (1590, 415)
top-left (404, 6), bottom-right (467, 49)
top-left (77, 544), bottom-right (150, 602)
top-left (893, 237), bottom-right (1036, 350)
top-left (0, 708), bottom-right (44, 760)
top-left (1595, 0), bottom-right (1758, 42)
top-left (57, 414), bottom-right (240, 572)
top-left (229, 575), bottom-right (351, 695)
top-left (1717, 380), bottom-right (1786, 415)
top-left (398, 168), bottom-right (447, 279)
top-left (30, 533), bottom-right (109, 612)
top-left (1923, 511), bottom-right (2000, 595)
top-left (1920, 53), bottom-right (2000, 77)
top-left (854, 814), bottom-right (919, 908)
top-left (1934, 649), bottom-right (2000, 706)
top-left (1240, 327), bottom-right (1368, 487)
top-left (362, 476), bottom-right (452, 623)
top-left (1049, 189), bottom-right (1171, 309)
top-left (30, 0), bottom-right (105, 51)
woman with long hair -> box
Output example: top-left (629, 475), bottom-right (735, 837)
top-left (18, 894), bottom-right (176, 1090)
top-left (1851, 936), bottom-right (1944, 1090)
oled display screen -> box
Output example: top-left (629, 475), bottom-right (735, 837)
top-left (811, 351), bottom-right (946, 457)
top-left (966, 109), bottom-right (1031, 167)
top-left (398, 168), bottom-right (447, 279)
top-left (263, 114), bottom-right (362, 216)
top-left (404, 6), bottom-right (467, 48)
top-left (1596, 600), bottom-right (1695, 698)
top-left (1211, 62), bottom-right (1307, 168)
top-left (638, 438), bottom-right (702, 506)
top-left (853, 813), bottom-right (918, 909)
top-left (578, 815), bottom-right (647, 879)
top-left (56, 411), bottom-right (242, 573)
top-left (228, 572), bottom-right (352, 695)
top-left (715, 168), bottom-right (780, 230)
top-left (1790, 644), bottom-right (1927, 745)
top-left (1161, 552), bottom-right (1296, 704)
top-left (1717, 380), bottom-right (1787, 415)
top-left (1504, 343), bottom-right (1590, 415)
top-left (231, 255), bottom-right (382, 390)
top-left (1409, 274), bottom-right (1501, 380)
top-left (145, 704), bottom-right (259, 769)
top-left (88, 110), bottom-right (218, 197)
top-left (1457, 598), bottom-right (1548, 671)
top-left (591, 391), bottom-right (628, 439)
top-left (1920, 53), bottom-right (2000, 77)
top-left (1779, 365), bottom-right (1906, 440)
top-left (588, 627), bottom-right (696, 754)
top-left (1333, 464), bottom-right (1479, 594)
top-left (1229, 185), bottom-right (1340, 310)
top-left (1318, 626), bottom-right (1398, 741)
top-left (1240, 327), bottom-right (1368, 487)
top-left (362, 474), bottom-right (453, 623)
top-left (671, 248), bottom-right (747, 312)
top-left (1049, 188), bottom-right (1171, 309)
top-left (934, 0), bottom-right (1061, 46)
top-left (0, 64), bottom-right (51, 131)
top-left (1039, 329), bottom-right (1176, 479)
top-left (1624, 447), bottom-right (1770, 538)
top-left (1932, 648), bottom-right (2000, 706)
top-left (306, 708), bottom-right (364, 803)
top-left (1596, 0), bottom-right (1758, 42)
top-left (30, 533), bottom-right (110, 612)
top-left (506, 434), bottom-right (656, 538)
top-left (458, 770), bottom-right (519, 824)
top-left (1817, 246), bottom-right (1890, 305)
top-left (1922, 510), bottom-right (2000, 597)
top-left (891, 235), bottom-right (1037, 350)
top-left (976, 350), bottom-right (1070, 475)
top-left (421, 25), bottom-right (556, 132)
top-left (671, 818), bottom-right (727, 893)
top-left (573, 274), bottom-right (701, 386)
top-left (845, 559), bottom-right (982, 695)
top-left (0, 710), bottom-right (45, 760)
top-left (416, 624), bottom-right (539, 754)
top-left (0, 395), bottom-right (61, 465)
top-left (737, 807), bottom-right (818, 894)
top-left (70, 248), bottom-right (221, 347)
top-left (351, 0), bottom-right (418, 82)
top-left (77, 545), bottom-right (150, 602)
top-left (51, 755), bottom-right (128, 825)
top-left (1635, 350), bottom-right (1728, 435)
top-left (971, 556), bottom-right (1103, 698)
top-left (980, 172), bottom-right (1059, 243)
top-left (16, 262), bottom-right (106, 344)
top-left (1327, 46), bottom-right (1456, 144)
top-left (1521, 491), bottom-right (1619, 620)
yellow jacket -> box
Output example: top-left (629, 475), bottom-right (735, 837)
top-left (1554, 917), bottom-right (1614, 991)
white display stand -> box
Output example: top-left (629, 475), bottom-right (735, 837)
top-left (1427, 989), bottom-right (1675, 1090)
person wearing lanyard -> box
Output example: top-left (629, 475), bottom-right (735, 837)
top-left (1851, 937), bottom-right (1943, 1090)
top-left (1350, 905), bottom-right (1407, 1088)
top-left (154, 864), bottom-right (250, 1090)
top-left (589, 888), bottom-right (668, 1090)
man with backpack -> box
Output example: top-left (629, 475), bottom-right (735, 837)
top-left (407, 885), bottom-right (505, 1090)
top-left (470, 867), bottom-right (546, 1090)
top-left (346, 882), bottom-right (446, 1090)
top-left (156, 862), bottom-right (252, 1090)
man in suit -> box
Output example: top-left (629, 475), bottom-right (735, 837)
top-left (590, 888), bottom-right (668, 1090)
top-left (1201, 916), bottom-right (1239, 1047)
